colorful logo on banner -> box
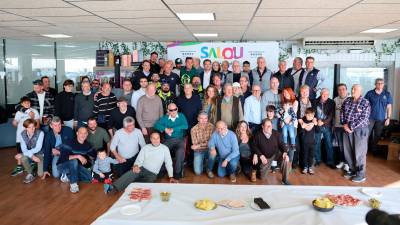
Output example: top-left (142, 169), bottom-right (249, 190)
top-left (200, 46), bottom-right (243, 59)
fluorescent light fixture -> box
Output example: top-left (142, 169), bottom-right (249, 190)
top-left (60, 45), bottom-right (77, 48)
top-left (41, 34), bottom-right (72, 38)
top-left (361, 29), bottom-right (397, 34)
top-left (33, 44), bottom-right (53, 47)
top-left (31, 53), bottom-right (40, 56)
top-left (194, 33), bottom-right (218, 37)
top-left (177, 13), bottom-right (214, 21)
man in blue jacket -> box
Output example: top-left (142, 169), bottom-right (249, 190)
top-left (41, 116), bottom-right (74, 180)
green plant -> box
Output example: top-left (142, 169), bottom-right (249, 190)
top-left (112, 43), bottom-right (120, 55)
top-left (120, 43), bottom-right (130, 55)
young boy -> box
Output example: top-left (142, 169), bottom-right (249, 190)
top-left (265, 105), bottom-right (279, 131)
top-left (301, 107), bottom-right (317, 175)
top-left (11, 97), bottom-right (40, 176)
top-left (92, 149), bottom-right (119, 184)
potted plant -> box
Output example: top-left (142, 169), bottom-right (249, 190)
top-left (120, 43), bottom-right (131, 67)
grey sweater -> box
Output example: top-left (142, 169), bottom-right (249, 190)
top-left (93, 156), bottom-right (119, 174)
top-left (136, 95), bottom-right (164, 128)
top-left (74, 93), bottom-right (95, 122)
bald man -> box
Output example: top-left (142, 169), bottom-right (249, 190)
top-left (340, 84), bottom-right (371, 183)
top-left (57, 127), bottom-right (95, 193)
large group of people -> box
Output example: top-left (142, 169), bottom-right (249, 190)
top-left (10, 52), bottom-right (393, 194)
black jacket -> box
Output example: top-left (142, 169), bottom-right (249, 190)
top-left (313, 97), bottom-right (335, 128)
top-left (55, 91), bottom-right (75, 121)
top-left (272, 71), bottom-right (294, 91)
top-left (131, 70), bottom-right (152, 90)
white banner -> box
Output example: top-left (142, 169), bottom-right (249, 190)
top-left (167, 42), bottom-right (280, 72)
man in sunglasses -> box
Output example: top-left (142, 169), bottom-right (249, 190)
top-left (154, 103), bottom-right (188, 180)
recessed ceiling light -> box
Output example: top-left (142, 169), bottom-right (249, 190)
top-left (177, 13), bottom-right (215, 21)
top-left (194, 33), bottom-right (218, 37)
top-left (41, 34), bottom-right (72, 39)
top-left (361, 29), bottom-right (397, 34)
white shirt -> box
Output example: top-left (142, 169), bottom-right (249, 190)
top-left (110, 128), bottom-right (146, 159)
top-left (168, 114), bottom-right (179, 122)
top-left (131, 88), bottom-right (146, 110)
top-left (37, 92), bottom-right (45, 117)
top-left (203, 70), bottom-right (211, 88)
top-left (14, 108), bottom-right (40, 143)
top-left (134, 143), bottom-right (173, 177)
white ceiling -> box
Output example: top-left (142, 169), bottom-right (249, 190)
top-left (0, 0), bottom-right (399, 42)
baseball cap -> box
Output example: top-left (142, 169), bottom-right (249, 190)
top-left (175, 58), bottom-right (182, 65)
top-left (32, 79), bottom-right (43, 85)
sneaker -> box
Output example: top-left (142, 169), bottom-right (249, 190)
top-left (336, 162), bottom-right (344, 169)
top-left (70, 183), bottom-right (79, 193)
top-left (60, 173), bottom-right (70, 183)
top-left (343, 171), bottom-right (356, 179)
top-left (91, 179), bottom-right (99, 184)
top-left (251, 170), bottom-right (257, 182)
top-left (351, 175), bottom-right (366, 183)
top-left (104, 178), bottom-right (112, 184)
top-left (229, 174), bottom-right (237, 183)
top-left (282, 180), bottom-right (291, 185)
top-left (308, 168), bottom-right (315, 175)
top-left (11, 165), bottom-right (24, 176)
top-left (23, 174), bottom-right (35, 184)
top-left (343, 164), bottom-right (350, 172)
top-left (104, 184), bottom-right (117, 195)
top-left (207, 170), bottom-right (214, 179)
top-left (301, 168), bottom-right (308, 174)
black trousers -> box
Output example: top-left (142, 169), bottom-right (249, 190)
top-left (113, 155), bottom-right (137, 178)
top-left (302, 142), bottom-right (315, 168)
top-left (368, 119), bottom-right (385, 153)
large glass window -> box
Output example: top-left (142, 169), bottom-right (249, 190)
top-left (340, 67), bottom-right (385, 95)
top-left (56, 43), bottom-right (97, 92)
top-left (0, 40), bottom-right (5, 107)
top-left (5, 40), bottom-right (56, 104)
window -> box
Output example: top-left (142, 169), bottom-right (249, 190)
top-left (340, 68), bottom-right (385, 95)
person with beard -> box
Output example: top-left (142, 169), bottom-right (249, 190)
top-left (158, 82), bottom-right (176, 114)
top-left (191, 76), bottom-right (204, 99)
top-left (86, 117), bottom-right (111, 153)
top-left (160, 61), bottom-right (180, 94)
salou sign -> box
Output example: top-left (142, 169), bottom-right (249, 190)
top-left (167, 42), bottom-right (280, 72)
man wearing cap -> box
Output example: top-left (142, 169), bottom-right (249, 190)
top-left (25, 79), bottom-right (55, 126)
top-left (160, 61), bottom-right (180, 95)
top-left (172, 58), bottom-right (182, 76)
top-left (158, 82), bottom-right (176, 114)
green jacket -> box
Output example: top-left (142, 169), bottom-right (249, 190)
top-left (154, 112), bottom-right (188, 139)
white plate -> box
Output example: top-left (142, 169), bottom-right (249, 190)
top-left (250, 202), bottom-right (263, 211)
top-left (120, 204), bottom-right (141, 215)
top-left (360, 188), bottom-right (383, 198)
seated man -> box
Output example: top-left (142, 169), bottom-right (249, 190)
top-left (154, 103), bottom-right (188, 180)
top-left (251, 118), bottom-right (290, 185)
top-left (105, 132), bottom-right (176, 194)
top-left (57, 127), bottom-right (95, 193)
top-left (207, 120), bottom-right (240, 183)
top-left (191, 112), bottom-right (214, 175)
top-left (42, 116), bottom-right (74, 180)
top-left (110, 116), bottom-right (146, 177)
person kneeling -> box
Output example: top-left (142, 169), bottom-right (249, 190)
top-left (251, 118), bottom-right (290, 185)
top-left (207, 121), bottom-right (240, 183)
top-left (105, 132), bottom-right (177, 194)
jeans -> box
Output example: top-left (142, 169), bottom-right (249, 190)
top-left (57, 159), bottom-right (92, 184)
top-left (315, 126), bottom-right (334, 165)
top-left (282, 124), bottom-right (296, 145)
top-left (193, 150), bottom-right (208, 175)
top-left (164, 137), bottom-right (185, 179)
top-left (334, 127), bottom-right (345, 163)
top-left (52, 155), bottom-right (60, 178)
top-left (368, 119), bottom-right (385, 153)
top-left (208, 155), bottom-right (240, 177)
top-left (113, 167), bottom-right (157, 191)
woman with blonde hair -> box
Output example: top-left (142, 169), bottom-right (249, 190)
top-left (235, 120), bottom-right (252, 179)
top-left (202, 85), bottom-right (218, 124)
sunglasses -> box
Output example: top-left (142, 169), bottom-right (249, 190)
top-left (168, 108), bottom-right (178, 112)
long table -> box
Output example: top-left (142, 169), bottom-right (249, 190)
top-left (92, 183), bottom-right (400, 225)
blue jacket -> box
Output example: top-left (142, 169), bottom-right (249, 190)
top-left (43, 126), bottom-right (74, 172)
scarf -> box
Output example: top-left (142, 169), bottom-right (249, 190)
top-left (21, 129), bottom-right (41, 150)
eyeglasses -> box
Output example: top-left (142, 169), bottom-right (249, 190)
top-left (168, 108), bottom-right (178, 112)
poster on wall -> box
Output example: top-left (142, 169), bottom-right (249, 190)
top-left (167, 42), bottom-right (280, 72)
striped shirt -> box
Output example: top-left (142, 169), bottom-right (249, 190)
top-left (93, 93), bottom-right (117, 124)
top-left (340, 96), bottom-right (371, 130)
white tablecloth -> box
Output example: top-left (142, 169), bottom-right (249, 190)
top-left (92, 183), bottom-right (400, 225)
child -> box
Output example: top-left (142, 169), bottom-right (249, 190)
top-left (301, 107), bottom-right (317, 175)
top-left (265, 105), bottom-right (279, 131)
top-left (17, 119), bottom-right (44, 183)
top-left (279, 88), bottom-right (298, 162)
top-left (92, 149), bottom-right (119, 184)
top-left (11, 97), bottom-right (40, 176)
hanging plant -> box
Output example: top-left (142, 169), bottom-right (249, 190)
top-left (120, 43), bottom-right (130, 55)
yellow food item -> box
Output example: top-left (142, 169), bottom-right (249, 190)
top-left (195, 199), bottom-right (216, 210)
top-left (369, 198), bottom-right (381, 209)
top-left (314, 198), bottom-right (334, 208)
